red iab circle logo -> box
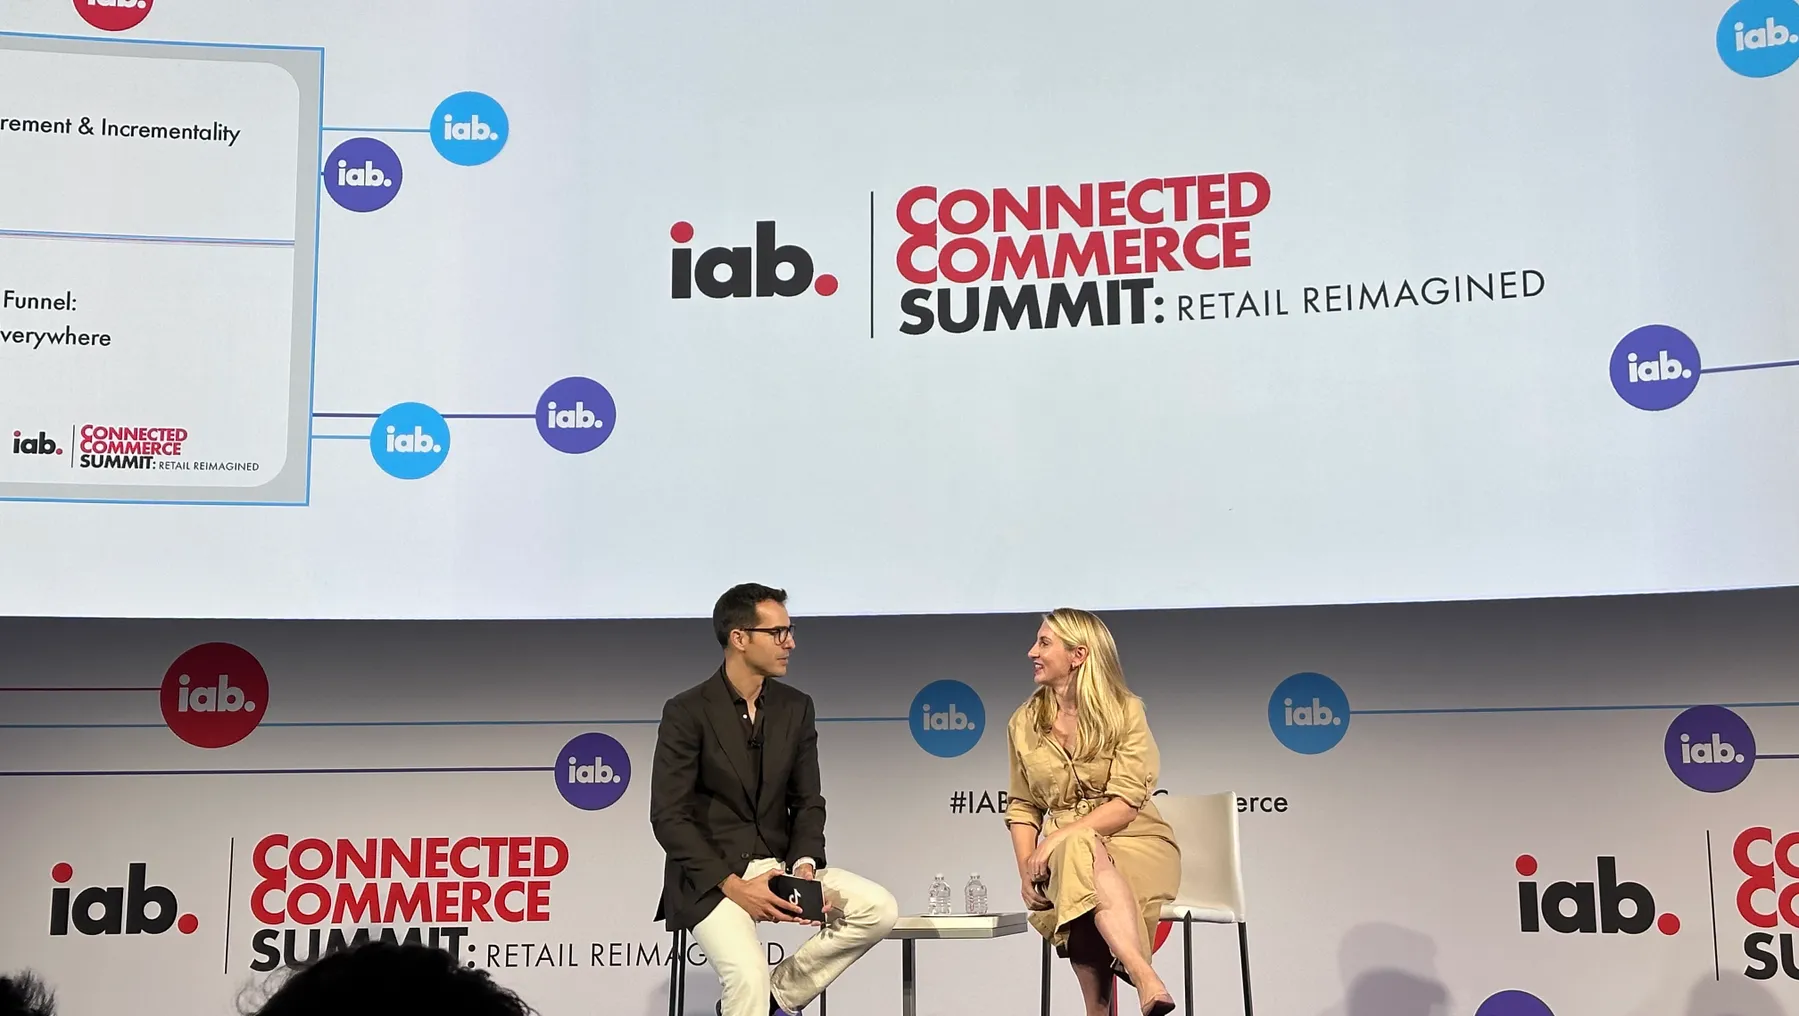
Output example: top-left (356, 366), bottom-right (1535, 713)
top-left (74, 0), bottom-right (153, 32)
top-left (160, 643), bottom-right (268, 748)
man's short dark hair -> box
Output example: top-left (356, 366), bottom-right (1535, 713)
top-left (0, 972), bottom-right (56, 1016)
top-left (713, 582), bottom-right (788, 647)
top-left (243, 941), bottom-right (531, 1016)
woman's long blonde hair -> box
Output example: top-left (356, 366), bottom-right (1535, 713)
top-left (1029, 607), bottom-right (1136, 761)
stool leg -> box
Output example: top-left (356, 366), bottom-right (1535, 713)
top-left (819, 989), bottom-right (826, 1016)
top-left (668, 930), bottom-right (683, 1016)
top-left (1183, 916), bottom-right (1194, 1016)
top-left (1041, 937), bottom-right (1051, 1016)
top-left (1237, 922), bottom-right (1253, 1016)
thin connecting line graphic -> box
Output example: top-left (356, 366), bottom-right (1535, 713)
top-left (1699, 358), bottom-right (1799, 375)
top-left (0, 227), bottom-right (292, 247)
top-left (322, 126), bottom-right (431, 134)
top-left (309, 411), bottom-right (536, 441)
top-left (0, 686), bottom-right (156, 693)
top-left (312, 412), bottom-right (535, 420)
top-left (1354, 700), bottom-right (1799, 716)
top-left (0, 715), bottom-right (908, 731)
top-left (0, 766), bottom-right (555, 778)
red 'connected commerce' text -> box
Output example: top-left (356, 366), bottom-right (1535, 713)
top-left (249, 834), bottom-right (569, 926)
top-left (895, 174), bottom-right (1271, 284)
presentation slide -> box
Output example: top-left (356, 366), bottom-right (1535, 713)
top-left (1, 0), bottom-right (1796, 619)
top-left (0, 33), bottom-right (319, 505)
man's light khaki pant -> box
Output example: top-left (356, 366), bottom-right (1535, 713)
top-left (691, 858), bottom-right (899, 1015)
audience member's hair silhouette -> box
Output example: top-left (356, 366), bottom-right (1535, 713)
top-left (0, 972), bottom-right (57, 1016)
top-left (245, 941), bottom-right (532, 1016)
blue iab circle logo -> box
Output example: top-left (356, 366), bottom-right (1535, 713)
top-left (910, 680), bottom-right (984, 758)
top-left (369, 402), bottom-right (450, 479)
top-left (1719, 0), bottom-right (1799, 77)
top-left (1268, 672), bottom-right (1350, 754)
top-left (431, 91), bottom-right (509, 166)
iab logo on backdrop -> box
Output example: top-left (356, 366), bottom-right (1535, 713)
top-left (49, 861), bottom-right (197, 937)
top-left (1268, 672), bottom-right (1349, 754)
top-left (910, 680), bottom-right (984, 758)
top-left (554, 732), bottom-right (631, 810)
top-left (1719, 0), bottom-right (1799, 77)
top-left (1665, 705), bottom-right (1756, 792)
top-left (160, 641), bottom-right (268, 748)
top-left (1514, 853), bottom-right (1679, 936)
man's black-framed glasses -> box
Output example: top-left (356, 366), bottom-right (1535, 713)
top-left (742, 625), bottom-right (795, 644)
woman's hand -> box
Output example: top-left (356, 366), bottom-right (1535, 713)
top-left (1020, 877), bottom-right (1053, 910)
top-left (1021, 831), bottom-right (1060, 883)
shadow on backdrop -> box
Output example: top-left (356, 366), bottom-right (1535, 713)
top-left (1684, 976), bottom-right (1788, 1016)
top-left (1312, 922), bottom-right (1452, 1016)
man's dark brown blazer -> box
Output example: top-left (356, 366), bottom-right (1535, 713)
top-left (649, 667), bottom-right (827, 932)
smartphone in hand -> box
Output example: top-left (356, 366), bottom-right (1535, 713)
top-left (768, 874), bottom-right (828, 923)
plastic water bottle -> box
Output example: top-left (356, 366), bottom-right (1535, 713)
top-left (965, 873), bottom-right (988, 915)
top-left (928, 874), bottom-right (952, 915)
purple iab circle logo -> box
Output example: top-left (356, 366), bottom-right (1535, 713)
top-left (1475, 990), bottom-right (1554, 1016)
top-left (323, 137), bottom-right (403, 212)
top-left (536, 377), bottom-right (617, 454)
top-left (1610, 324), bottom-right (1700, 411)
top-left (1665, 705), bottom-right (1756, 793)
top-left (554, 732), bottom-right (631, 810)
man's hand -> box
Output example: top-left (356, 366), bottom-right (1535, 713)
top-left (722, 869), bottom-right (806, 924)
top-left (791, 864), bottom-right (841, 921)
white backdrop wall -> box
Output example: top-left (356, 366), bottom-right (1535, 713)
top-left (4, 587), bottom-right (1799, 1016)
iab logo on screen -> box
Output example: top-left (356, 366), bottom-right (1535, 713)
top-left (370, 402), bottom-right (450, 479)
top-left (431, 92), bottom-right (509, 166)
top-left (323, 138), bottom-right (403, 213)
top-left (537, 376), bottom-right (617, 455)
top-left (1610, 324), bottom-right (1700, 411)
top-left (1719, 0), bottom-right (1799, 76)
top-left (75, 0), bottom-right (152, 33)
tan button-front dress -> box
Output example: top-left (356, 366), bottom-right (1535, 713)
top-left (1004, 694), bottom-right (1180, 959)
